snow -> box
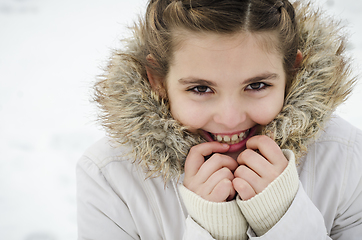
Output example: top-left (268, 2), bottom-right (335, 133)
top-left (0, 0), bottom-right (360, 239)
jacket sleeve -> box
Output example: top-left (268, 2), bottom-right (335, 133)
top-left (243, 181), bottom-right (361, 240)
top-left (236, 149), bottom-right (330, 239)
top-left (329, 128), bottom-right (362, 239)
top-left (76, 155), bottom-right (139, 240)
top-left (179, 184), bottom-right (248, 240)
top-left (244, 183), bottom-right (330, 239)
top-left (241, 129), bottom-right (362, 240)
top-left (236, 149), bottom-right (299, 236)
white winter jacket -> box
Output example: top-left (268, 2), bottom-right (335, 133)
top-left (77, 116), bottom-right (362, 239)
top-left (78, 1), bottom-right (361, 238)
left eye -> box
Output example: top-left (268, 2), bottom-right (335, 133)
top-left (245, 82), bottom-right (268, 90)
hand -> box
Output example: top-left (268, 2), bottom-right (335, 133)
top-left (233, 135), bottom-right (288, 200)
top-left (183, 142), bottom-right (239, 202)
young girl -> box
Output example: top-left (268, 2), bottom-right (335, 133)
top-left (77, 0), bottom-right (362, 239)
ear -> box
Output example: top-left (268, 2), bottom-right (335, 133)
top-left (146, 55), bottom-right (167, 99)
top-left (294, 50), bottom-right (303, 69)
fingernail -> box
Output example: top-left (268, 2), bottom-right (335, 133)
top-left (221, 143), bottom-right (230, 148)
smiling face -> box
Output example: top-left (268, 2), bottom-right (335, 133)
top-left (151, 31), bottom-right (286, 159)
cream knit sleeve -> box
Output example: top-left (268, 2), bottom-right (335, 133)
top-left (236, 149), bottom-right (299, 236)
top-left (179, 185), bottom-right (248, 240)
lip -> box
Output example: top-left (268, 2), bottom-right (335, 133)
top-left (200, 126), bottom-right (258, 153)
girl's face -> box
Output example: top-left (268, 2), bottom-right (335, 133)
top-left (165, 32), bottom-right (286, 159)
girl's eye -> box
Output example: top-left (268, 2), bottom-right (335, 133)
top-left (189, 86), bottom-right (213, 94)
top-left (245, 82), bottom-right (270, 91)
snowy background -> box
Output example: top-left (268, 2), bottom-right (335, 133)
top-left (0, 0), bottom-right (361, 239)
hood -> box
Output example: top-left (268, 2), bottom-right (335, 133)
top-left (94, 1), bottom-right (355, 181)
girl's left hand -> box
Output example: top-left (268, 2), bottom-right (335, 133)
top-left (233, 135), bottom-right (288, 200)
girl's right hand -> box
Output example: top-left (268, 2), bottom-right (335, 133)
top-left (183, 142), bottom-right (239, 202)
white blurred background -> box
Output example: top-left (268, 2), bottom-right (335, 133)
top-left (0, 0), bottom-right (361, 239)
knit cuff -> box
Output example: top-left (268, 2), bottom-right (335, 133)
top-left (236, 149), bottom-right (299, 236)
top-left (179, 184), bottom-right (248, 240)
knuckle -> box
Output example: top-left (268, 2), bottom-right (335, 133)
top-left (242, 149), bottom-right (255, 159)
top-left (222, 167), bottom-right (234, 179)
top-left (211, 153), bottom-right (223, 160)
top-left (235, 181), bottom-right (252, 198)
top-left (220, 179), bottom-right (233, 191)
top-left (234, 166), bottom-right (243, 177)
top-left (259, 135), bottom-right (269, 140)
top-left (237, 180), bottom-right (248, 191)
top-left (210, 153), bottom-right (237, 167)
top-left (188, 145), bottom-right (199, 155)
top-left (220, 166), bottom-right (230, 174)
top-left (237, 152), bottom-right (247, 164)
top-left (259, 135), bottom-right (271, 142)
top-left (221, 178), bottom-right (232, 185)
top-left (238, 165), bottom-right (249, 174)
top-left (214, 168), bottom-right (234, 182)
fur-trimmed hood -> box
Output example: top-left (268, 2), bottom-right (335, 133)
top-left (94, 1), bottom-right (355, 181)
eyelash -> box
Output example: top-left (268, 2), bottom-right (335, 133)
top-left (188, 82), bottom-right (271, 95)
top-left (187, 86), bottom-right (214, 95)
top-left (245, 82), bottom-right (271, 91)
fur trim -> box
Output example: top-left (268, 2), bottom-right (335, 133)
top-left (94, 1), bottom-right (355, 181)
top-left (94, 38), bottom-right (204, 181)
top-left (262, 1), bottom-right (355, 159)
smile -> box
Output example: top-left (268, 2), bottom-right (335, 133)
top-left (210, 130), bottom-right (250, 144)
top-left (200, 126), bottom-right (257, 153)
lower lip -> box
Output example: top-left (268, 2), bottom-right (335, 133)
top-left (204, 126), bottom-right (258, 153)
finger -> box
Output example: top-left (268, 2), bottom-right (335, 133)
top-left (246, 135), bottom-right (286, 166)
top-left (237, 149), bottom-right (271, 178)
top-left (196, 153), bottom-right (238, 183)
top-left (209, 178), bottom-right (235, 202)
top-left (233, 178), bottom-right (256, 200)
top-left (234, 165), bottom-right (266, 194)
top-left (199, 167), bottom-right (235, 197)
top-left (184, 142), bottom-right (230, 177)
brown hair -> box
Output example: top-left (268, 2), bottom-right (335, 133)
top-left (142, 0), bottom-right (299, 82)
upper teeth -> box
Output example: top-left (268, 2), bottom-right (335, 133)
top-left (213, 130), bottom-right (250, 144)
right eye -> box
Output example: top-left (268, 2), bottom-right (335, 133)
top-left (188, 86), bottom-right (214, 95)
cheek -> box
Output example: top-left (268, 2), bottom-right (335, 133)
top-left (169, 98), bottom-right (208, 131)
top-left (249, 94), bottom-right (284, 125)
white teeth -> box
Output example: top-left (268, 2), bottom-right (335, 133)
top-left (239, 132), bottom-right (245, 139)
top-left (231, 134), bottom-right (238, 141)
top-left (213, 130), bottom-right (250, 144)
top-left (239, 130), bottom-right (250, 139)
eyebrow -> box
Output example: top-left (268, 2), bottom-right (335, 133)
top-left (178, 78), bottom-right (217, 87)
top-left (178, 73), bottom-right (279, 86)
top-left (243, 73), bottom-right (279, 85)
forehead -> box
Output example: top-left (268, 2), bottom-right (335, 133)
top-left (170, 29), bottom-right (281, 60)
top-left (167, 30), bottom-right (285, 86)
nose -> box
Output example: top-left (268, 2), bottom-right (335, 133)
top-left (213, 96), bottom-right (246, 129)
